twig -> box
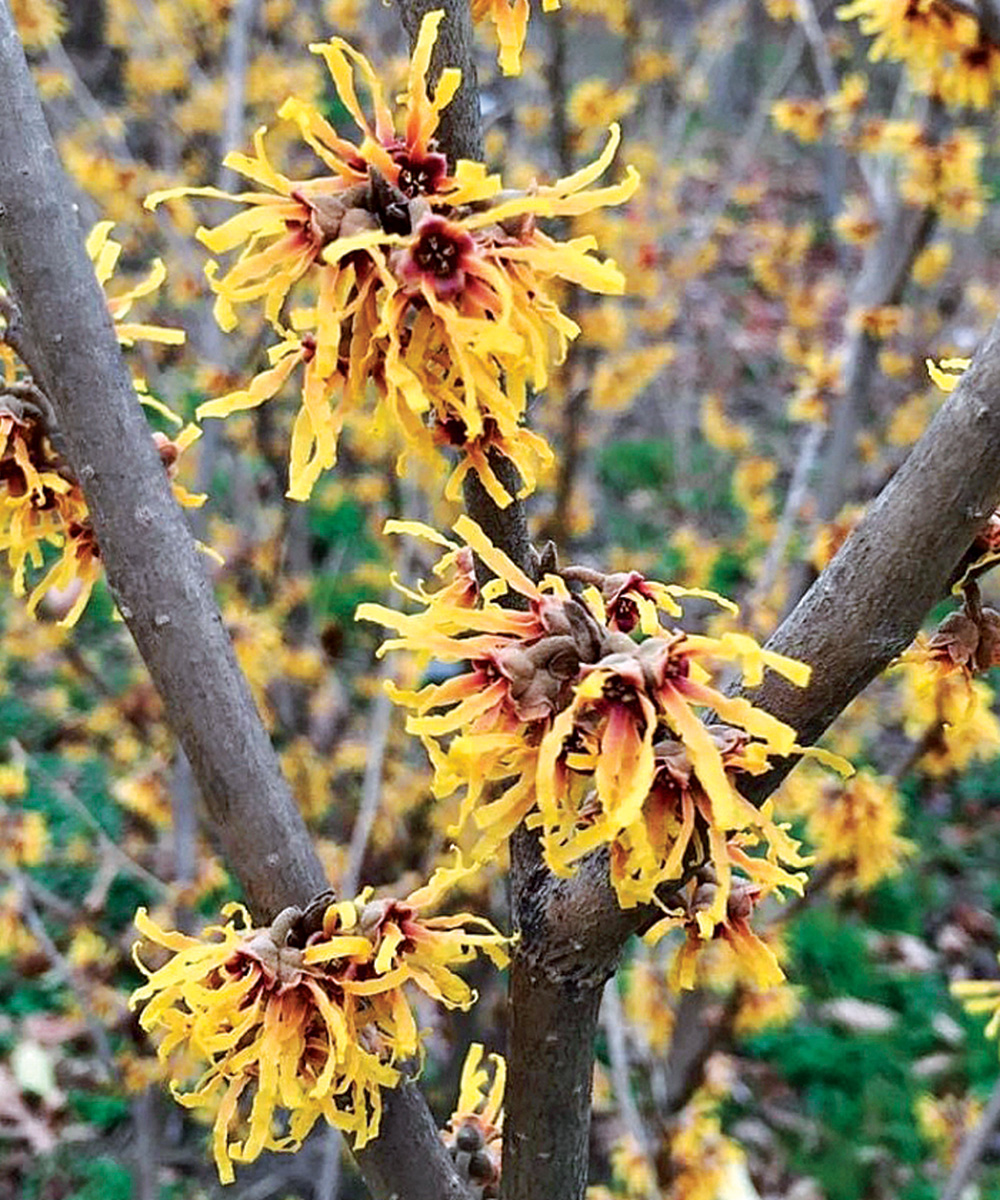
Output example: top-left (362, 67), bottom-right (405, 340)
top-left (678, 23), bottom-right (807, 254)
top-left (316, 1125), bottom-right (344, 1200)
top-left (132, 1087), bottom-right (159, 1200)
top-left (317, 649), bottom-right (395, 1200)
top-left (890, 721), bottom-right (944, 783)
top-left (601, 979), bottom-right (651, 1157)
top-left (939, 1073), bottom-right (1000, 1200)
top-left (745, 421), bottom-right (824, 628)
top-left (219, 0), bottom-right (258, 193)
top-left (343, 666), bottom-right (394, 899)
top-left (794, 0), bottom-right (838, 98)
top-left (13, 870), bottom-right (116, 1074)
top-left (661, 988), bottom-right (740, 1118)
top-left (20, 873), bottom-right (80, 923)
top-left (42, 39), bottom-right (132, 155)
top-left (169, 749), bottom-right (199, 896)
top-left (660, 0), bottom-right (743, 169)
top-left (18, 755), bottom-right (168, 895)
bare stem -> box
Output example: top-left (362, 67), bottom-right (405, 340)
top-left (939, 1074), bottom-right (1000, 1200)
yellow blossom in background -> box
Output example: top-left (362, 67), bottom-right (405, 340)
top-left (0, 806), bottom-right (48, 867)
top-left (113, 768), bottom-right (173, 828)
top-left (563, 0), bottom-right (627, 32)
top-left (568, 80), bottom-right (638, 151)
top-left (623, 952), bottom-right (676, 1056)
top-left (854, 305), bottom-right (904, 340)
top-left (671, 526), bottom-right (719, 589)
top-left (67, 927), bottom-right (115, 970)
top-left (899, 130), bottom-right (987, 229)
top-left (662, 1090), bottom-right (747, 1200)
top-left (888, 391), bottom-right (936, 446)
top-left (834, 196), bottom-right (879, 245)
top-left (632, 46), bottom-right (677, 84)
top-left (829, 71), bottom-right (869, 126)
top-left (324, 0), bottom-right (363, 31)
top-left (788, 348), bottom-right (842, 423)
top-left (700, 394), bottom-right (751, 454)
top-left (809, 503), bottom-right (864, 571)
top-left (926, 355), bottom-right (971, 393)
top-left (591, 344), bottom-right (674, 411)
top-left (913, 241), bottom-right (952, 286)
top-left (916, 1093), bottom-right (984, 1169)
top-left (0, 889), bottom-right (38, 960)
top-left (806, 770), bottom-right (914, 892)
top-left (578, 301), bottom-right (628, 352)
top-left (608, 1134), bottom-right (656, 1197)
top-left (879, 348), bottom-right (912, 379)
top-left (894, 654), bottom-right (1000, 777)
top-left (733, 981), bottom-right (801, 1036)
top-left (772, 98), bottom-right (827, 143)
top-left (130, 861), bottom-right (508, 1182)
top-left (732, 456), bottom-right (777, 538)
top-left (11, 0), bottom-right (64, 50)
top-left (0, 761), bottom-right (27, 799)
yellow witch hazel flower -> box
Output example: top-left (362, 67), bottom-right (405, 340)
top-left (129, 859), bottom-right (508, 1183)
top-left (441, 1043), bottom-right (505, 1197)
top-left (473, 0), bottom-right (561, 76)
top-left (927, 355), bottom-right (970, 394)
top-left (361, 520), bottom-right (850, 988)
top-left (148, 10), bottom-right (637, 505)
top-left (0, 226), bottom-right (192, 626)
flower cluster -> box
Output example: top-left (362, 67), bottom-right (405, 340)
top-left (130, 861), bottom-right (508, 1182)
top-left (361, 520), bottom-right (849, 987)
top-left (149, 11), bottom-right (637, 505)
top-left (0, 225), bottom-right (193, 625)
top-left (893, 593), bottom-right (1000, 778)
top-left (441, 1042), bottom-right (505, 1199)
top-left (838, 0), bottom-right (1000, 110)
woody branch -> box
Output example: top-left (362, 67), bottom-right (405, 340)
top-left (0, 5), bottom-right (467, 1198)
top-left (394, 6), bottom-right (1000, 1200)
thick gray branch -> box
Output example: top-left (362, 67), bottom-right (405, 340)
top-left (0, 9), bottom-right (468, 1199)
top-left (0, 0), bottom-right (327, 923)
top-left (504, 302), bottom-right (1000, 1197)
top-left (747, 311), bottom-right (1000, 754)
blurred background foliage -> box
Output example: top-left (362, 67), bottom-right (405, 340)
top-left (6, 0), bottom-right (1000, 1197)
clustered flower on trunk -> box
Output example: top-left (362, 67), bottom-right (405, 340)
top-left (130, 859), bottom-right (508, 1182)
top-left (148, 10), bottom-right (637, 505)
top-left (0, 223), bottom-right (193, 625)
top-left (360, 518), bottom-right (850, 989)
